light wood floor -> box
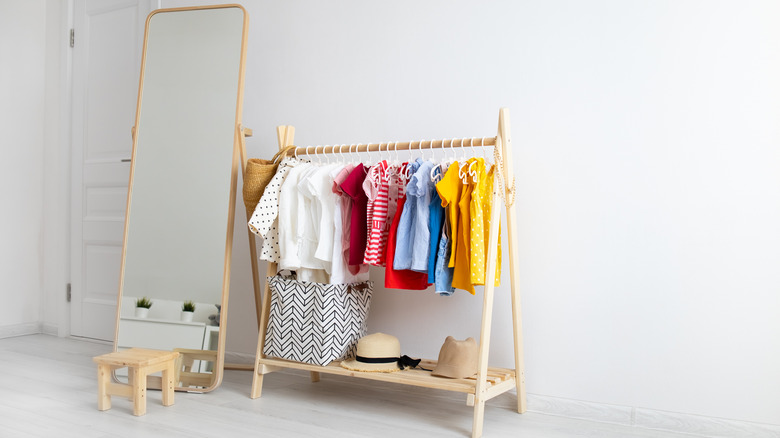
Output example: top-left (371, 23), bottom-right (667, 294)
top-left (1, 334), bottom-right (694, 438)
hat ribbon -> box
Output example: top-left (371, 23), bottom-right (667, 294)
top-left (356, 355), bottom-right (431, 371)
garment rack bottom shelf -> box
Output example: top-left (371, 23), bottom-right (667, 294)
top-left (256, 357), bottom-right (516, 399)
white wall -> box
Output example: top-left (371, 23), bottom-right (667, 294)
top-left (0, 0), bottom-right (46, 335)
top-left (128, 0), bottom-right (780, 429)
top-left (41, 0), bottom-right (69, 336)
top-left (231, 0), bottom-right (780, 426)
top-left (0, 0), bottom-right (67, 338)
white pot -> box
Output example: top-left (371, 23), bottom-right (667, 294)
top-left (180, 311), bottom-right (194, 322)
top-left (135, 307), bottom-right (149, 318)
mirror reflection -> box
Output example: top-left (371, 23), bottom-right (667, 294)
top-left (115, 5), bottom-right (247, 391)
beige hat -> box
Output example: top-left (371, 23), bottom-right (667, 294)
top-left (431, 336), bottom-right (478, 379)
top-left (340, 333), bottom-right (403, 373)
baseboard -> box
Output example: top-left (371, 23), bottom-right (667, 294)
top-left (0, 322), bottom-right (42, 339)
top-left (525, 392), bottom-right (780, 438)
top-left (225, 350), bottom-right (255, 365)
top-left (633, 408), bottom-right (780, 438)
top-left (528, 393), bottom-right (633, 425)
top-left (41, 323), bottom-right (58, 336)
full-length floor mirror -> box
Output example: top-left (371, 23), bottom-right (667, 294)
top-left (114, 4), bottom-right (248, 392)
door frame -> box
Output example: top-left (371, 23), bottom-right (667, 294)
top-left (46, 0), bottom-right (75, 338)
top-left (61, 0), bottom-right (159, 339)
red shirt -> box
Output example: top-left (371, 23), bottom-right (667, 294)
top-left (340, 164), bottom-right (368, 265)
top-left (384, 195), bottom-right (429, 290)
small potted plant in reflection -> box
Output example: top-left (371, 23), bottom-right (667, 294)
top-left (135, 297), bottom-right (152, 318)
top-left (181, 300), bottom-right (196, 322)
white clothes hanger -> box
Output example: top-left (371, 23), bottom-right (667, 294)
top-left (404, 140), bottom-right (416, 181)
top-left (467, 156), bottom-right (479, 183)
top-left (304, 145), bottom-right (313, 162)
top-left (431, 140), bottom-right (452, 184)
top-left (447, 137), bottom-right (457, 165)
top-left (388, 141), bottom-right (403, 183)
top-left (470, 137), bottom-right (479, 159)
top-left (359, 142), bottom-right (369, 165)
top-left (458, 138), bottom-right (470, 182)
top-left (349, 144), bottom-right (357, 164)
top-left (430, 159), bottom-right (443, 183)
top-left (460, 137), bottom-right (469, 163)
top-left (482, 137), bottom-right (494, 168)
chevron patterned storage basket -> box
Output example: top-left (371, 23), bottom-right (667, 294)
top-left (263, 275), bottom-right (374, 366)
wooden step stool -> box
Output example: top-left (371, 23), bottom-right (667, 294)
top-left (93, 348), bottom-right (179, 416)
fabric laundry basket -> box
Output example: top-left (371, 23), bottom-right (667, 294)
top-left (263, 274), bottom-right (373, 366)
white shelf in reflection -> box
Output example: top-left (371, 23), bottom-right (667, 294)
top-left (120, 316), bottom-right (209, 327)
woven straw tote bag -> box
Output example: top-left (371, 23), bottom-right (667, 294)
top-left (242, 145), bottom-right (296, 214)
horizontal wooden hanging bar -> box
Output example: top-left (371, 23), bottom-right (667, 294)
top-left (290, 136), bottom-right (498, 156)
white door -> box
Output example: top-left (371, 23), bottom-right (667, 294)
top-left (70, 0), bottom-right (152, 340)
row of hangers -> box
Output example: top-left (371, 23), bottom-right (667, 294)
top-left (293, 137), bottom-right (496, 185)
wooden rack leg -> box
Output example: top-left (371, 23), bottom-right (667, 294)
top-left (251, 125), bottom-right (295, 399)
top-left (498, 108), bottom-right (527, 413)
top-left (237, 125), bottom-right (264, 330)
top-left (251, 263), bottom-right (276, 399)
top-left (472, 184), bottom-right (503, 438)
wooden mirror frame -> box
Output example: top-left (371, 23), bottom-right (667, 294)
top-left (113, 4), bottom-right (248, 392)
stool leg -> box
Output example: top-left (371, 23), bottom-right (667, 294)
top-left (97, 364), bottom-right (111, 411)
top-left (161, 361), bottom-right (175, 407)
top-left (131, 367), bottom-right (147, 416)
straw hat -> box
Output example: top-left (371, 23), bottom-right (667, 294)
top-left (340, 333), bottom-right (403, 373)
top-left (431, 336), bottom-right (478, 379)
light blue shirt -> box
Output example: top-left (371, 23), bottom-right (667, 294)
top-left (393, 159), bottom-right (423, 271)
top-left (408, 160), bottom-right (436, 272)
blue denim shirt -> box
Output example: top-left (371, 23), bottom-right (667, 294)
top-left (435, 233), bottom-right (455, 296)
top-left (428, 190), bottom-right (445, 283)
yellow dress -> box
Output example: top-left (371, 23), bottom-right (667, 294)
top-left (469, 160), bottom-right (501, 286)
top-left (436, 161), bottom-right (474, 294)
top-left (436, 162), bottom-right (461, 267)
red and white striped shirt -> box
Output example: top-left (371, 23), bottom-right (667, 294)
top-left (362, 160), bottom-right (401, 266)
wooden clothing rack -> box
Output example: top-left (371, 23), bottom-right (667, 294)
top-left (242, 108), bottom-right (525, 438)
